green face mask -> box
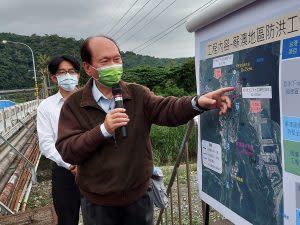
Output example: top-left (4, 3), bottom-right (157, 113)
top-left (96, 64), bottom-right (123, 87)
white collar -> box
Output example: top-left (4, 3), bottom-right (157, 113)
top-left (54, 91), bottom-right (64, 104)
top-left (92, 80), bottom-right (109, 102)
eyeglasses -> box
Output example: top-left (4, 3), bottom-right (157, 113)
top-left (56, 69), bottom-right (78, 76)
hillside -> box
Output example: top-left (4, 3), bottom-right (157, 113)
top-left (0, 33), bottom-right (192, 90)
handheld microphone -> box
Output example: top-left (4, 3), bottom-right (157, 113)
top-left (112, 84), bottom-right (128, 138)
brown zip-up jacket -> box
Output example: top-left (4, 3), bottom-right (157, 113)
top-left (56, 78), bottom-right (200, 206)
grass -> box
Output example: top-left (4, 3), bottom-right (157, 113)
top-left (27, 156), bottom-right (52, 209)
top-left (150, 124), bottom-right (197, 166)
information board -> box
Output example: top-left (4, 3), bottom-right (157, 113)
top-left (195, 1), bottom-right (300, 224)
top-left (200, 41), bottom-right (282, 225)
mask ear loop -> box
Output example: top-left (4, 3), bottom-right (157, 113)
top-left (88, 64), bottom-right (99, 71)
top-left (88, 64), bottom-right (102, 86)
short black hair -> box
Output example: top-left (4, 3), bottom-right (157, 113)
top-left (48, 55), bottom-right (80, 75)
top-left (80, 35), bottom-right (120, 64)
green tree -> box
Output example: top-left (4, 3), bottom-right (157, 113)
top-left (0, 32), bottom-right (193, 90)
top-left (168, 59), bottom-right (196, 94)
top-left (123, 65), bottom-right (167, 90)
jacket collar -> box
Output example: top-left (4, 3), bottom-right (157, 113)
top-left (80, 79), bottom-right (132, 108)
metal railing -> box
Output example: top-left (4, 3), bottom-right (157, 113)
top-left (0, 100), bottom-right (39, 136)
top-left (0, 100), bottom-right (41, 216)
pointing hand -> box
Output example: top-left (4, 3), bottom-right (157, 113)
top-left (198, 87), bottom-right (235, 115)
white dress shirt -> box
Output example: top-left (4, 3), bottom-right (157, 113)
top-left (37, 92), bottom-right (71, 169)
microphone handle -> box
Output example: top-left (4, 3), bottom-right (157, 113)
top-left (115, 100), bottom-right (124, 108)
top-left (121, 126), bottom-right (128, 138)
top-left (115, 100), bottom-right (127, 138)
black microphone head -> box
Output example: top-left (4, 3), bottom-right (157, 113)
top-left (112, 84), bottom-right (122, 96)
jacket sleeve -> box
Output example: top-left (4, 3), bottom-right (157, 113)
top-left (55, 102), bottom-right (107, 164)
top-left (143, 87), bottom-right (200, 126)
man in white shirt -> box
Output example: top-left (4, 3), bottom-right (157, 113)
top-left (37, 55), bottom-right (81, 225)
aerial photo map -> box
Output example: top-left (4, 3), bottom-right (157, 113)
top-left (200, 41), bottom-right (283, 225)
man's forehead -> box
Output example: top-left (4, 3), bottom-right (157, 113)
top-left (89, 37), bottom-right (119, 51)
top-left (58, 60), bottom-right (74, 68)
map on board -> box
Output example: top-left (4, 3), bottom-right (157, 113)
top-left (199, 42), bottom-right (283, 225)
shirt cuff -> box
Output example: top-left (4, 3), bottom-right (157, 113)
top-left (100, 123), bottom-right (113, 138)
top-left (191, 95), bottom-right (209, 113)
top-left (63, 162), bottom-right (71, 170)
top-left (191, 96), bottom-right (202, 112)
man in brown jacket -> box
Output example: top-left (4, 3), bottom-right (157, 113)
top-left (56, 35), bottom-right (234, 225)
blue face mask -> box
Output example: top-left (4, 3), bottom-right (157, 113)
top-left (57, 73), bottom-right (78, 91)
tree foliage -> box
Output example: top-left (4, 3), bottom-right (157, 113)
top-left (0, 33), bottom-right (196, 98)
top-left (123, 58), bottom-right (196, 96)
top-left (0, 32), bottom-right (192, 91)
top-left (0, 33), bottom-right (81, 90)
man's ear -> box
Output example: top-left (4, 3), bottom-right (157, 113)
top-left (50, 75), bottom-right (57, 84)
top-left (83, 62), bottom-right (93, 78)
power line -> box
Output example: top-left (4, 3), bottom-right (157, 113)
top-left (120, 0), bottom-right (177, 44)
top-left (110, 0), bottom-right (152, 37)
top-left (135, 22), bottom-right (185, 53)
top-left (103, 0), bottom-right (131, 33)
top-left (106, 0), bottom-right (141, 35)
top-left (132, 0), bottom-right (217, 52)
top-left (132, 0), bottom-right (218, 53)
top-left (115, 0), bottom-right (167, 41)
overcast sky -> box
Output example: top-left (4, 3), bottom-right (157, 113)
top-left (0, 0), bottom-right (213, 58)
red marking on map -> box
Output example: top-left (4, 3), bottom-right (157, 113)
top-left (236, 141), bottom-right (254, 157)
top-left (214, 68), bottom-right (222, 79)
top-left (250, 100), bottom-right (262, 113)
